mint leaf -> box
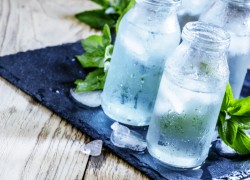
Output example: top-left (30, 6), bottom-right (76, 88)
top-left (76, 25), bottom-right (113, 69)
top-left (226, 119), bottom-right (238, 145)
top-left (81, 35), bottom-right (103, 53)
top-left (228, 97), bottom-right (250, 116)
top-left (234, 116), bottom-right (250, 129)
top-left (76, 53), bottom-right (104, 68)
top-left (75, 9), bottom-right (117, 30)
top-left (102, 24), bottom-right (112, 47)
top-left (76, 0), bottom-right (133, 30)
top-left (221, 83), bottom-right (234, 111)
top-left (75, 68), bottom-right (106, 92)
top-left (232, 129), bottom-right (250, 154)
top-left (112, 0), bottom-right (133, 14)
top-left (218, 113), bottom-right (238, 145)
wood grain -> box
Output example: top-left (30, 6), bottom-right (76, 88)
top-left (0, 0), bottom-right (149, 179)
top-left (84, 148), bottom-right (148, 180)
top-left (0, 78), bottom-right (89, 180)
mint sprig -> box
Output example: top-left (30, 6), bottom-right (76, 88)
top-left (75, 0), bottom-right (135, 30)
top-left (75, 25), bottom-right (113, 92)
top-left (218, 84), bottom-right (250, 154)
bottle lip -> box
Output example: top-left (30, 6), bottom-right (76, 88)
top-left (222, 0), bottom-right (250, 7)
top-left (137, 0), bottom-right (181, 7)
top-left (182, 22), bottom-right (231, 52)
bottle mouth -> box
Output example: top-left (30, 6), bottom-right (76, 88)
top-left (137, 0), bottom-right (181, 7)
top-left (182, 22), bottom-right (231, 52)
top-left (224, 0), bottom-right (250, 7)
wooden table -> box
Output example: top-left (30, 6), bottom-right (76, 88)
top-left (0, 1), bottom-right (149, 179)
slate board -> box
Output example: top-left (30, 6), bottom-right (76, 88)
top-left (0, 41), bottom-right (250, 180)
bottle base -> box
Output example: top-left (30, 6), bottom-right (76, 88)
top-left (147, 143), bottom-right (204, 170)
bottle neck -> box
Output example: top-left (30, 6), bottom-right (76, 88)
top-left (182, 22), bottom-right (230, 53)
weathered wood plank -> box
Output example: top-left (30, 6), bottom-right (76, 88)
top-left (0, 78), bottom-right (90, 180)
top-left (83, 148), bottom-right (149, 180)
top-left (0, 0), bottom-right (98, 56)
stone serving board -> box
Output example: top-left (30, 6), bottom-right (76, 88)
top-left (0, 41), bottom-right (249, 180)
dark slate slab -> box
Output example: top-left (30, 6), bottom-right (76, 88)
top-left (0, 42), bottom-right (250, 180)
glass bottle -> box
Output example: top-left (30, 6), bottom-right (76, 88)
top-left (178, 0), bottom-right (215, 30)
top-left (146, 22), bottom-right (230, 169)
top-left (101, 0), bottom-right (181, 126)
top-left (200, 0), bottom-right (250, 98)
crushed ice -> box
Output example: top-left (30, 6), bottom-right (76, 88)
top-left (214, 169), bottom-right (250, 180)
top-left (80, 140), bottom-right (103, 156)
top-left (110, 122), bottom-right (147, 152)
top-left (70, 88), bottom-right (102, 107)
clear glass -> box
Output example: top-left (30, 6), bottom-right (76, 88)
top-left (178, 0), bottom-right (215, 30)
top-left (146, 22), bottom-right (230, 169)
top-left (200, 0), bottom-right (250, 98)
top-left (101, 0), bottom-right (181, 126)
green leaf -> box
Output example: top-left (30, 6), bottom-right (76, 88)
top-left (75, 9), bottom-right (116, 30)
top-left (76, 53), bottom-right (104, 68)
top-left (112, 0), bottom-right (132, 14)
top-left (232, 129), bottom-right (250, 154)
top-left (81, 35), bottom-right (103, 53)
top-left (228, 96), bottom-right (250, 116)
top-left (104, 44), bottom-right (114, 62)
top-left (102, 24), bottom-right (112, 47)
top-left (218, 113), bottom-right (238, 145)
top-left (116, 0), bottom-right (135, 32)
top-left (75, 68), bottom-right (106, 92)
top-left (233, 116), bottom-right (250, 129)
top-left (221, 83), bottom-right (234, 112)
top-left (90, 0), bottom-right (110, 8)
top-left (226, 119), bottom-right (238, 145)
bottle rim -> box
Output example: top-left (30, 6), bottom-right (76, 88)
top-left (222, 0), bottom-right (250, 7)
top-left (136, 0), bottom-right (181, 7)
top-left (182, 22), bottom-right (231, 52)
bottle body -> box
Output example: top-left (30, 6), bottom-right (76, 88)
top-left (101, 0), bottom-right (181, 126)
top-left (200, 0), bottom-right (250, 98)
top-left (146, 22), bottom-right (230, 168)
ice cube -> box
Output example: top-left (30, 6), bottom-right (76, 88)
top-left (110, 122), bottom-right (147, 152)
top-left (111, 122), bottom-right (130, 136)
top-left (70, 89), bottom-right (102, 107)
top-left (215, 169), bottom-right (250, 180)
top-left (81, 140), bottom-right (103, 156)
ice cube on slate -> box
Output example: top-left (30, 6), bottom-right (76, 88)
top-left (111, 122), bottom-right (130, 136)
top-left (70, 89), bottom-right (102, 107)
top-left (81, 140), bottom-right (103, 156)
top-left (110, 122), bottom-right (147, 152)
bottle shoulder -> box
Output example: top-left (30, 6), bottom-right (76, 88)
top-left (119, 7), bottom-right (180, 34)
top-left (200, 1), bottom-right (250, 35)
